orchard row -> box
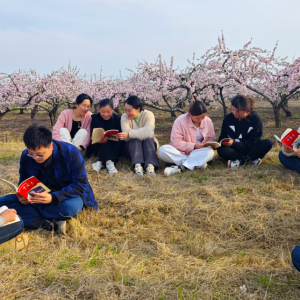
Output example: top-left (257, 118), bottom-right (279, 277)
top-left (1, 36), bottom-right (300, 127)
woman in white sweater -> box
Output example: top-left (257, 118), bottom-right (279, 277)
top-left (118, 96), bottom-right (159, 177)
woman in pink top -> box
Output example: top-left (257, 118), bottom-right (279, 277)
top-left (159, 101), bottom-right (216, 176)
top-left (52, 93), bottom-right (92, 154)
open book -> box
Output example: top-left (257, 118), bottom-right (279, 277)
top-left (91, 128), bottom-right (119, 144)
top-left (0, 176), bottom-right (51, 199)
top-left (0, 205), bottom-right (21, 226)
top-left (274, 128), bottom-right (300, 151)
top-left (204, 138), bottom-right (232, 149)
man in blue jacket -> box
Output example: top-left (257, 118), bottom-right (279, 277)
top-left (0, 124), bottom-right (97, 234)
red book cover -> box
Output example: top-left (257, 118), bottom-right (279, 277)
top-left (103, 130), bottom-right (119, 138)
top-left (281, 129), bottom-right (300, 149)
top-left (17, 176), bottom-right (50, 199)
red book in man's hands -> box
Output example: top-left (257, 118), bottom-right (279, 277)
top-left (0, 176), bottom-right (51, 199)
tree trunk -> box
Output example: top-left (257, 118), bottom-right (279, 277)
top-left (93, 104), bottom-right (98, 114)
top-left (170, 110), bottom-right (176, 117)
top-left (281, 100), bottom-right (292, 117)
top-left (31, 105), bottom-right (39, 119)
top-left (273, 105), bottom-right (282, 128)
top-left (49, 106), bottom-right (59, 126)
top-left (19, 109), bottom-right (24, 115)
top-left (223, 104), bottom-right (228, 117)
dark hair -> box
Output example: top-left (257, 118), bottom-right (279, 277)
top-left (231, 95), bottom-right (255, 113)
top-left (23, 124), bottom-right (52, 150)
top-left (189, 101), bottom-right (207, 116)
top-left (125, 95), bottom-right (144, 111)
top-left (99, 98), bottom-right (113, 109)
top-left (76, 93), bottom-right (93, 106)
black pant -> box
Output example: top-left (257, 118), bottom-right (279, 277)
top-left (0, 218), bottom-right (24, 245)
top-left (86, 140), bottom-right (124, 163)
top-left (124, 138), bottom-right (159, 168)
top-left (217, 139), bottom-right (272, 164)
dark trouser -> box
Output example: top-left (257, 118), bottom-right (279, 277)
top-left (0, 218), bottom-right (24, 245)
top-left (86, 140), bottom-right (124, 163)
top-left (0, 194), bottom-right (84, 231)
top-left (217, 139), bottom-right (272, 165)
top-left (124, 138), bottom-right (159, 168)
top-left (292, 245), bottom-right (300, 272)
top-left (279, 151), bottom-right (300, 172)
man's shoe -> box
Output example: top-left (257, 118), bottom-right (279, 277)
top-left (106, 160), bottom-right (118, 174)
top-left (145, 164), bottom-right (156, 177)
top-left (227, 160), bottom-right (240, 168)
top-left (92, 161), bottom-right (103, 172)
top-left (164, 165), bottom-right (182, 176)
top-left (56, 220), bottom-right (67, 235)
top-left (252, 158), bottom-right (262, 166)
top-left (134, 164), bottom-right (144, 177)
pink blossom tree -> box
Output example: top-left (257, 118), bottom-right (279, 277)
top-left (215, 36), bottom-right (300, 127)
top-left (0, 71), bottom-right (39, 121)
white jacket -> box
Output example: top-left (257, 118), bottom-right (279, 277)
top-left (121, 109), bottom-right (159, 146)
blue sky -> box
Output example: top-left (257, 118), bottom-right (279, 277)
top-left (0, 0), bottom-right (299, 77)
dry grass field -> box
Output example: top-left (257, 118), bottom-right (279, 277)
top-left (0, 101), bottom-right (300, 299)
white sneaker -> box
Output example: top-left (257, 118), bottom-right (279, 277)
top-left (198, 162), bottom-right (207, 170)
top-left (134, 163), bottom-right (143, 177)
top-left (145, 164), bottom-right (156, 177)
top-left (252, 158), bottom-right (262, 166)
top-left (56, 220), bottom-right (67, 235)
top-left (106, 160), bottom-right (118, 174)
top-left (92, 161), bottom-right (103, 172)
top-left (227, 160), bottom-right (240, 168)
top-left (164, 165), bottom-right (182, 176)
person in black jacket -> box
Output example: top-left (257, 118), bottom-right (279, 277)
top-left (87, 98), bottom-right (124, 174)
top-left (217, 95), bottom-right (272, 168)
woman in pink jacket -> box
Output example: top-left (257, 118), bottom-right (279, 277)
top-left (159, 101), bottom-right (216, 176)
top-left (52, 94), bottom-right (92, 154)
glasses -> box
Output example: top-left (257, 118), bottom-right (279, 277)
top-left (27, 153), bottom-right (44, 159)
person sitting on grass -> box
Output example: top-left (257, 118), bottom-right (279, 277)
top-left (52, 93), bottom-right (93, 155)
top-left (278, 127), bottom-right (300, 173)
top-left (291, 244), bottom-right (300, 272)
top-left (0, 124), bottom-right (98, 235)
top-left (118, 95), bottom-right (159, 177)
top-left (159, 101), bottom-right (216, 176)
top-left (87, 98), bottom-right (124, 175)
top-left (217, 95), bottom-right (272, 168)
top-left (0, 208), bottom-right (23, 244)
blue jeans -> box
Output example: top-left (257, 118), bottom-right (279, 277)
top-left (292, 245), bottom-right (300, 272)
top-left (0, 194), bottom-right (84, 230)
top-left (279, 151), bottom-right (300, 172)
top-left (0, 218), bottom-right (24, 245)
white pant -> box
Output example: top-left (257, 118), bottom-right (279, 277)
top-left (59, 128), bottom-right (88, 147)
top-left (159, 145), bottom-right (214, 170)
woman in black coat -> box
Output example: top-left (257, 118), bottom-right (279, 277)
top-left (87, 98), bottom-right (124, 174)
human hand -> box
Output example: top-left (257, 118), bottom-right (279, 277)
top-left (77, 146), bottom-right (82, 151)
top-left (222, 139), bottom-right (234, 147)
top-left (28, 193), bottom-right (52, 204)
top-left (98, 137), bottom-right (108, 143)
top-left (16, 192), bottom-right (29, 205)
top-left (194, 143), bottom-right (205, 149)
top-left (0, 209), bottom-right (17, 224)
top-left (283, 144), bottom-right (294, 153)
top-left (295, 149), bottom-right (300, 158)
top-left (117, 132), bottom-right (129, 140)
